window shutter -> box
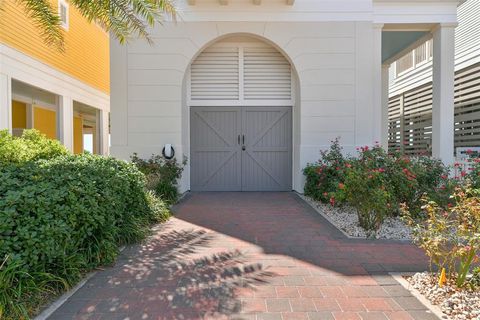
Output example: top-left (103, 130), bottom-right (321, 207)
top-left (243, 47), bottom-right (291, 100)
top-left (190, 47), bottom-right (239, 100)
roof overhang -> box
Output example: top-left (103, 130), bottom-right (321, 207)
top-left (187, 0), bottom-right (295, 5)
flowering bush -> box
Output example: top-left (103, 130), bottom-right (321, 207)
top-left (304, 140), bottom-right (449, 233)
top-left (343, 161), bottom-right (392, 234)
top-left (403, 186), bottom-right (480, 288)
top-left (303, 138), bottom-right (350, 204)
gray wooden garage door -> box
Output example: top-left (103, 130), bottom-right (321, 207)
top-left (190, 107), bottom-right (292, 191)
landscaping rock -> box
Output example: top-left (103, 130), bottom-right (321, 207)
top-left (407, 272), bottom-right (480, 320)
top-left (300, 195), bottom-right (412, 240)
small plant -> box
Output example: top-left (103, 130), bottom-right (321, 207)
top-left (131, 153), bottom-right (186, 204)
top-left (403, 186), bottom-right (480, 288)
top-left (467, 267), bottom-right (480, 290)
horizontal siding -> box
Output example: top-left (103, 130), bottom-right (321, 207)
top-left (455, 0), bottom-right (480, 59)
top-left (0, 0), bottom-right (109, 93)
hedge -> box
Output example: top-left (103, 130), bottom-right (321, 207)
top-left (0, 130), bottom-right (170, 319)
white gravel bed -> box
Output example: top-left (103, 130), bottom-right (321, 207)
top-left (300, 194), bottom-right (412, 240)
top-left (407, 272), bottom-right (480, 320)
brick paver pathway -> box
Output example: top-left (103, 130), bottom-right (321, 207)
top-left (48, 192), bottom-right (438, 320)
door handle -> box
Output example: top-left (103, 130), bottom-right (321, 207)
top-left (242, 134), bottom-right (245, 145)
top-left (238, 135), bottom-right (240, 145)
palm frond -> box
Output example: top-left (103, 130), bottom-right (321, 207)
top-left (17, 0), bottom-right (64, 50)
top-left (16, 0), bottom-right (176, 50)
top-left (71, 0), bottom-right (177, 44)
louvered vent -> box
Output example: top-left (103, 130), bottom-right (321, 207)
top-left (244, 48), bottom-right (291, 100)
top-left (190, 47), bottom-right (239, 100)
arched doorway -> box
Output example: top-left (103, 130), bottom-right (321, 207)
top-left (187, 35), bottom-right (295, 191)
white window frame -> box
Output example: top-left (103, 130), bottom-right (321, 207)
top-left (58, 0), bottom-right (69, 30)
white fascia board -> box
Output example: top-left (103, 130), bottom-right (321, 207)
top-left (175, 0), bottom-right (373, 22)
top-left (373, 1), bottom-right (459, 24)
top-left (0, 44), bottom-right (109, 111)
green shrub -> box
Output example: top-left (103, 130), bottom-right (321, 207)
top-left (343, 163), bottom-right (392, 235)
top-left (0, 129), bottom-right (67, 165)
top-left (303, 140), bottom-right (449, 233)
top-left (303, 138), bottom-right (350, 204)
top-left (131, 153), bottom-right (186, 204)
top-left (0, 133), bottom-right (170, 319)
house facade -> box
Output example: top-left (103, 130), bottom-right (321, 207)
top-left (388, 0), bottom-right (480, 156)
top-left (0, 0), bottom-right (110, 154)
top-left (110, 0), bottom-right (460, 193)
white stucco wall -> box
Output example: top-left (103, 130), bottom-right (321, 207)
top-left (110, 0), bottom-right (459, 193)
top-left (111, 21), bottom-right (376, 192)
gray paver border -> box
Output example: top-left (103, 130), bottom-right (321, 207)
top-left (34, 245), bottom-right (126, 320)
top-left (390, 272), bottom-right (445, 320)
top-left (34, 271), bottom-right (96, 320)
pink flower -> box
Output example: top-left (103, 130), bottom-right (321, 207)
top-left (461, 171), bottom-right (467, 177)
top-left (338, 183), bottom-right (345, 189)
top-left (330, 197), bottom-right (336, 206)
top-left (378, 168), bottom-right (385, 173)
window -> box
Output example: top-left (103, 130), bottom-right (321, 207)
top-left (58, 0), bottom-right (69, 30)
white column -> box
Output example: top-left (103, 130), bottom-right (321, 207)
top-left (432, 23), bottom-right (456, 165)
top-left (57, 95), bottom-right (73, 151)
top-left (0, 73), bottom-right (12, 132)
top-left (99, 109), bottom-right (109, 155)
top-left (372, 24), bottom-right (384, 146)
top-left (381, 65), bottom-right (390, 150)
top-left (26, 104), bottom-right (34, 128)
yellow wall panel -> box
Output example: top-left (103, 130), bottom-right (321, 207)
top-left (12, 100), bottom-right (27, 129)
top-left (73, 116), bottom-right (83, 154)
top-left (0, 0), bottom-right (109, 93)
top-left (34, 106), bottom-right (57, 140)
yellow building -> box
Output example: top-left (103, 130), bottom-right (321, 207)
top-left (0, 0), bottom-right (110, 154)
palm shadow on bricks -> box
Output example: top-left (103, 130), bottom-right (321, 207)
top-left (55, 228), bottom-right (276, 319)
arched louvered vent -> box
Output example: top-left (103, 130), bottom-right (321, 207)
top-left (189, 42), bottom-right (292, 104)
top-left (244, 47), bottom-right (291, 100)
top-left (190, 47), bottom-right (239, 100)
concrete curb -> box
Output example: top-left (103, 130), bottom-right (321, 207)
top-left (390, 272), bottom-right (446, 320)
top-left (34, 272), bottom-right (96, 320)
top-left (34, 245), bottom-right (126, 320)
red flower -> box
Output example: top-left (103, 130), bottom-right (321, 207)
top-left (329, 197), bottom-right (336, 206)
top-left (338, 183), bottom-right (345, 189)
top-left (461, 171), bottom-right (467, 177)
top-left (378, 168), bottom-right (385, 173)
top-left (345, 163), bottom-right (352, 168)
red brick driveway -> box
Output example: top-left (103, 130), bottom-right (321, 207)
top-left (48, 192), bottom-right (437, 320)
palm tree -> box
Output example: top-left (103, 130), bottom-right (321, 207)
top-left (15, 0), bottom-right (176, 50)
